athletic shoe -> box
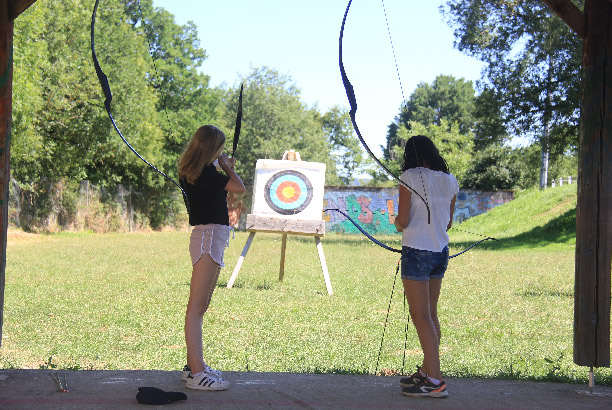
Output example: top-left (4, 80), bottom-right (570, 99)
top-left (399, 366), bottom-right (426, 388)
top-left (185, 371), bottom-right (229, 391)
top-left (181, 364), bottom-right (222, 382)
top-left (401, 377), bottom-right (449, 398)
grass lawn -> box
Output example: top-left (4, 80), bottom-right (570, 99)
top-left (1, 184), bottom-right (610, 384)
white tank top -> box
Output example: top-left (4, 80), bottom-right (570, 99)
top-left (399, 168), bottom-right (459, 252)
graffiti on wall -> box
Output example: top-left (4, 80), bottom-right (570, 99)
top-left (323, 187), bottom-right (513, 235)
top-left (323, 188), bottom-right (399, 235)
top-left (453, 190), bottom-right (514, 223)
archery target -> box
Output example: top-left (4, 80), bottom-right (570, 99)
top-left (251, 159), bottom-right (326, 220)
top-left (264, 170), bottom-right (313, 215)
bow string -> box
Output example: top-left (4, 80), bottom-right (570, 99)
top-left (339, 0), bottom-right (431, 223)
top-left (90, 0), bottom-right (190, 212)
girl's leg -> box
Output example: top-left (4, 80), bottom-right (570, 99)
top-left (402, 278), bottom-right (442, 381)
top-left (185, 255), bottom-right (221, 375)
top-left (429, 278), bottom-right (443, 345)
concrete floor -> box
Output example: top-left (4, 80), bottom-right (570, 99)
top-left (1, 369), bottom-right (611, 409)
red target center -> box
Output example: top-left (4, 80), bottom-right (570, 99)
top-left (276, 181), bottom-right (301, 203)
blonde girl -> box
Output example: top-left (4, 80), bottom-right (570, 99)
top-left (178, 125), bottom-right (245, 391)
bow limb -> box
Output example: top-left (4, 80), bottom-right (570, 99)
top-left (231, 84), bottom-right (244, 158)
top-left (339, 0), bottom-right (430, 223)
top-left (325, 208), bottom-right (497, 259)
top-left (90, 0), bottom-right (190, 212)
top-left (449, 237), bottom-right (498, 259)
top-left (325, 209), bottom-right (401, 253)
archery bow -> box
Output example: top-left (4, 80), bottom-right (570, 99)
top-left (324, 208), bottom-right (497, 259)
top-left (231, 84), bottom-right (244, 158)
top-left (90, 0), bottom-right (190, 212)
top-left (339, 0), bottom-right (431, 223)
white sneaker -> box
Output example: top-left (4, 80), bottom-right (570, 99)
top-left (185, 371), bottom-right (229, 391)
top-left (181, 364), bottom-right (222, 382)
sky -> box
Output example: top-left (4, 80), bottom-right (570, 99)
top-left (151, 0), bottom-right (486, 157)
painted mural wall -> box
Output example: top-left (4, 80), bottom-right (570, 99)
top-left (323, 187), bottom-right (513, 235)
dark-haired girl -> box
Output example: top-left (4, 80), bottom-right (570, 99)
top-left (393, 135), bottom-right (458, 398)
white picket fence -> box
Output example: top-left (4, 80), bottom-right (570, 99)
top-left (549, 176), bottom-right (577, 188)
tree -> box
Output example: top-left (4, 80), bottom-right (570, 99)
top-left (472, 87), bottom-right (509, 150)
top-left (462, 145), bottom-right (521, 190)
top-left (384, 75), bottom-right (476, 162)
top-left (397, 120), bottom-right (474, 183)
top-left (226, 67), bottom-right (366, 186)
top-left (443, 0), bottom-right (582, 188)
top-left (12, 0), bottom-right (187, 228)
top-left (317, 107), bottom-right (364, 185)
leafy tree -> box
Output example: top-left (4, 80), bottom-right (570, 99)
top-left (12, 0), bottom-right (178, 228)
top-left (473, 87), bottom-right (509, 150)
top-left (462, 145), bottom-right (522, 190)
top-left (443, 0), bottom-right (582, 187)
top-left (226, 67), bottom-right (365, 186)
top-left (11, 1), bottom-right (47, 189)
top-left (317, 106), bottom-right (364, 185)
top-left (385, 75), bottom-right (476, 161)
top-left (122, 0), bottom-right (223, 161)
top-left (397, 120), bottom-right (474, 183)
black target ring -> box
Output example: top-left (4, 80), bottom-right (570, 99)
top-left (264, 170), bottom-right (313, 215)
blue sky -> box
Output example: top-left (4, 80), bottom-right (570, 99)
top-left (151, 0), bottom-right (486, 156)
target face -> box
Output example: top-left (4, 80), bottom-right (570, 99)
top-left (264, 170), bottom-right (313, 215)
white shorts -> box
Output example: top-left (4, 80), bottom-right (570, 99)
top-left (189, 224), bottom-right (230, 267)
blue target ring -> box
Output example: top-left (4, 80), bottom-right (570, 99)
top-left (264, 170), bottom-right (313, 215)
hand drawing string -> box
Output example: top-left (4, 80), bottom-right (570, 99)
top-left (339, 0), bottom-right (431, 223)
top-left (90, 0), bottom-right (190, 212)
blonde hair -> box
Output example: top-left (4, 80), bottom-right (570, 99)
top-left (178, 125), bottom-right (226, 184)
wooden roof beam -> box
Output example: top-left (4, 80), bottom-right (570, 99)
top-left (9, 0), bottom-right (38, 21)
top-left (541, 0), bottom-right (586, 39)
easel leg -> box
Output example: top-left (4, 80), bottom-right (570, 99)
top-left (279, 233), bottom-right (287, 281)
top-left (227, 231), bottom-right (256, 288)
top-left (315, 236), bottom-right (333, 295)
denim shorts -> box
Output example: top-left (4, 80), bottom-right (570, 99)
top-left (401, 246), bottom-right (449, 281)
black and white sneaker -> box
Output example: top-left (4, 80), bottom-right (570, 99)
top-left (181, 364), bottom-right (222, 382)
top-left (401, 377), bottom-right (449, 398)
top-left (185, 371), bottom-right (229, 391)
top-left (399, 366), bottom-right (426, 388)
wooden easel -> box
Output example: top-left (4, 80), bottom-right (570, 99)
top-left (227, 215), bottom-right (333, 295)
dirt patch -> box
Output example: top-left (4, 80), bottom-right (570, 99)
top-left (6, 229), bottom-right (39, 241)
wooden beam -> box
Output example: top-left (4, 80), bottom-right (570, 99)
top-left (0, 0), bottom-right (13, 349)
top-left (8, 0), bottom-right (38, 21)
top-left (541, 0), bottom-right (586, 38)
top-left (574, 0), bottom-right (612, 368)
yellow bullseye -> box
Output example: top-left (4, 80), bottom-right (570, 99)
top-left (282, 186), bottom-right (296, 198)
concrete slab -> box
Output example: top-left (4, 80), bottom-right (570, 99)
top-left (0, 369), bottom-right (611, 409)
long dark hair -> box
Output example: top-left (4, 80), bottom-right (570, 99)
top-left (401, 135), bottom-right (449, 174)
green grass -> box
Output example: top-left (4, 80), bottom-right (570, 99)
top-left (1, 184), bottom-right (610, 384)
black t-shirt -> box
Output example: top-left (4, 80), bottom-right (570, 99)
top-left (180, 164), bottom-right (231, 226)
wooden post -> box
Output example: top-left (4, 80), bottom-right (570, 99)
top-left (279, 233), bottom-right (287, 281)
top-left (227, 231), bottom-right (255, 288)
top-left (315, 236), bottom-right (333, 295)
top-left (0, 1), bottom-right (14, 349)
top-left (574, 0), bottom-right (611, 367)
top-left (0, 0), bottom-right (38, 348)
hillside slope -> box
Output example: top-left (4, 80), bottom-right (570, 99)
top-left (451, 184), bottom-right (577, 251)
